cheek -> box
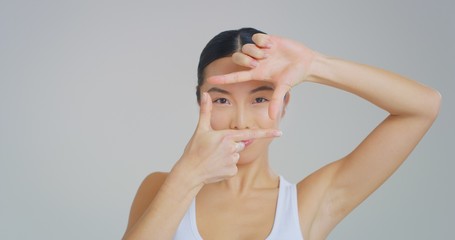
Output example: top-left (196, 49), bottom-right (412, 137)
top-left (210, 109), bottom-right (232, 130)
top-left (252, 107), bottom-right (279, 129)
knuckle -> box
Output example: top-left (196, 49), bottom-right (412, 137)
top-left (252, 33), bottom-right (261, 43)
top-left (255, 34), bottom-right (270, 47)
top-left (231, 153), bottom-right (240, 163)
top-left (238, 142), bottom-right (245, 151)
top-left (235, 55), bottom-right (254, 69)
top-left (241, 43), bottom-right (252, 53)
top-left (264, 131), bottom-right (273, 138)
top-left (256, 131), bottom-right (265, 138)
top-left (243, 44), bottom-right (262, 57)
top-left (232, 52), bottom-right (248, 65)
top-left (241, 132), bottom-right (250, 140)
top-left (230, 144), bottom-right (237, 153)
top-left (253, 34), bottom-right (264, 44)
top-left (248, 131), bottom-right (257, 139)
top-left (228, 165), bottom-right (238, 176)
top-left (222, 135), bottom-right (232, 143)
top-left (237, 132), bottom-right (248, 140)
top-left (232, 52), bottom-right (242, 61)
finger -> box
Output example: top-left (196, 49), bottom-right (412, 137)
top-left (206, 70), bottom-right (254, 85)
top-left (232, 153), bottom-right (240, 164)
top-left (269, 84), bottom-right (291, 120)
top-left (234, 142), bottom-right (245, 152)
top-left (227, 128), bottom-right (282, 142)
top-left (241, 44), bottom-right (269, 60)
top-left (232, 52), bottom-right (258, 68)
top-left (197, 92), bottom-right (212, 131)
top-left (252, 33), bottom-right (273, 48)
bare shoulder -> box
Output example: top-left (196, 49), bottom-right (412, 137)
top-left (125, 171), bottom-right (169, 231)
top-left (138, 171), bottom-right (170, 196)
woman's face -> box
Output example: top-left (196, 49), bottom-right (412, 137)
top-left (200, 57), bottom-right (288, 164)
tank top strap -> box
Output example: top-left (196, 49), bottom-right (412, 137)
top-left (173, 198), bottom-right (202, 240)
top-left (266, 176), bottom-right (304, 239)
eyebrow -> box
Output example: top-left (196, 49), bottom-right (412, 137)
top-left (207, 87), bottom-right (230, 95)
top-left (249, 85), bottom-right (274, 94)
top-left (207, 85), bottom-right (274, 95)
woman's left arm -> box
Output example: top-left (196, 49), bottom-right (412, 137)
top-left (302, 53), bottom-right (441, 223)
top-left (208, 34), bottom-right (441, 236)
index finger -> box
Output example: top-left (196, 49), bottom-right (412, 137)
top-left (206, 70), bottom-right (254, 85)
top-left (227, 129), bottom-right (283, 141)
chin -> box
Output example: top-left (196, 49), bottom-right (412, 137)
top-left (237, 149), bottom-right (267, 166)
top-left (236, 139), bottom-right (271, 165)
top-left (236, 157), bottom-right (255, 166)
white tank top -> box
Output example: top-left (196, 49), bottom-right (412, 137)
top-left (173, 176), bottom-right (304, 239)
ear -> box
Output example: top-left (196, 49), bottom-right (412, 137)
top-left (281, 92), bottom-right (291, 118)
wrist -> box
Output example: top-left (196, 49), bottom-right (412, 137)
top-left (305, 52), bottom-right (334, 83)
top-left (168, 158), bottom-right (205, 192)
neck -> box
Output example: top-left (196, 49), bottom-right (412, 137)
top-left (217, 150), bottom-right (279, 195)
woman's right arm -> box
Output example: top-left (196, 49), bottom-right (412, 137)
top-left (122, 167), bottom-right (203, 240)
top-left (122, 93), bottom-right (282, 240)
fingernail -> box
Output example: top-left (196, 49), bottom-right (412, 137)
top-left (263, 53), bottom-right (270, 58)
top-left (275, 130), bottom-right (283, 137)
top-left (250, 60), bottom-right (258, 68)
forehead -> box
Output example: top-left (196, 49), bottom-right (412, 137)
top-left (202, 57), bottom-right (273, 91)
top-left (203, 57), bottom-right (250, 79)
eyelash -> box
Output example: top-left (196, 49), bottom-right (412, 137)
top-left (254, 97), bottom-right (269, 104)
top-left (213, 98), bottom-right (230, 104)
top-left (212, 97), bottom-right (269, 105)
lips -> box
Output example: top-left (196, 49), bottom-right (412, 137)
top-left (241, 139), bottom-right (253, 148)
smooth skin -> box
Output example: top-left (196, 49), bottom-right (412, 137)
top-left (122, 34), bottom-right (441, 240)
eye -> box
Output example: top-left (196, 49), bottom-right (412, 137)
top-left (213, 98), bottom-right (230, 105)
top-left (254, 97), bottom-right (269, 104)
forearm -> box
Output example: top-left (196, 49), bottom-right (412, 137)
top-left (306, 54), bottom-right (441, 118)
top-left (123, 163), bottom-right (203, 240)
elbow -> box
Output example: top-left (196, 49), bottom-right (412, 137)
top-left (425, 89), bottom-right (442, 120)
top-left (411, 87), bottom-right (442, 123)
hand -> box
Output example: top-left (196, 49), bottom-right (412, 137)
top-left (207, 33), bottom-right (318, 119)
top-left (179, 92), bottom-right (282, 184)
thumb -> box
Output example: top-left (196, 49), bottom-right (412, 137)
top-left (197, 92), bottom-right (213, 131)
top-left (269, 84), bottom-right (290, 120)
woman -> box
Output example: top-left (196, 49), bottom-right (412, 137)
top-left (122, 28), bottom-right (441, 240)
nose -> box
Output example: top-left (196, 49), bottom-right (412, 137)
top-left (230, 105), bottom-right (252, 130)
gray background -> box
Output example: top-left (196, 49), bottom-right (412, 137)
top-left (1, 0), bottom-right (453, 239)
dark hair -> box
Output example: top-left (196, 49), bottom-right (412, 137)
top-left (196, 27), bottom-right (266, 102)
